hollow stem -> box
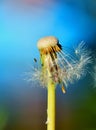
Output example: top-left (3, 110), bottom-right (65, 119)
top-left (47, 80), bottom-right (55, 130)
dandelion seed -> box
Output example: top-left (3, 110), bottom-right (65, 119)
top-left (34, 58), bottom-right (37, 62)
top-left (61, 84), bottom-right (66, 94)
top-left (28, 37), bottom-right (92, 88)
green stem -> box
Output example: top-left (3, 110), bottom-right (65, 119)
top-left (47, 80), bottom-right (55, 130)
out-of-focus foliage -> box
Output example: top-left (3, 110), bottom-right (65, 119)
top-left (0, 107), bottom-right (9, 130)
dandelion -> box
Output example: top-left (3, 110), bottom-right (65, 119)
top-left (27, 36), bottom-right (92, 130)
top-left (30, 38), bottom-right (92, 89)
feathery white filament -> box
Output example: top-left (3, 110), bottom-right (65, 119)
top-left (27, 42), bottom-right (92, 87)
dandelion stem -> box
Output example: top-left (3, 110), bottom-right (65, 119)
top-left (36, 36), bottom-right (92, 130)
top-left (47, 80), bottom-right (55, 130)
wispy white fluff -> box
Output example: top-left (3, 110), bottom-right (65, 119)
top-left (27, 41), bottom-right (92, 87)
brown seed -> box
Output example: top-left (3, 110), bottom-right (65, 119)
top-left (61, 85), bottom-right (66, 94)
top-left (34, 58), bottom-right (37, 62)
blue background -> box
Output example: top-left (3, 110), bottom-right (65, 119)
top-left (0, 0), bottom-right (96, 130)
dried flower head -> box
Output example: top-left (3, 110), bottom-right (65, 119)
top-left (27, 36), bottom-right (92, 90)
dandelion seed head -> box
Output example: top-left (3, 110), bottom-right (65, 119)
top-left (27, 37), bottom-right (92, 90)
top-left (37, 36), bottom-right (62, 55)
top-left (37, 36), bottom-right (59, 49)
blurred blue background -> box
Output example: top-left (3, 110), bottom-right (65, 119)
top-left (0, 0), bottom-right (96, 130)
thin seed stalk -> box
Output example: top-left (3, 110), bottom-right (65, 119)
top-left (47, 80), bottom-right (55, 130)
